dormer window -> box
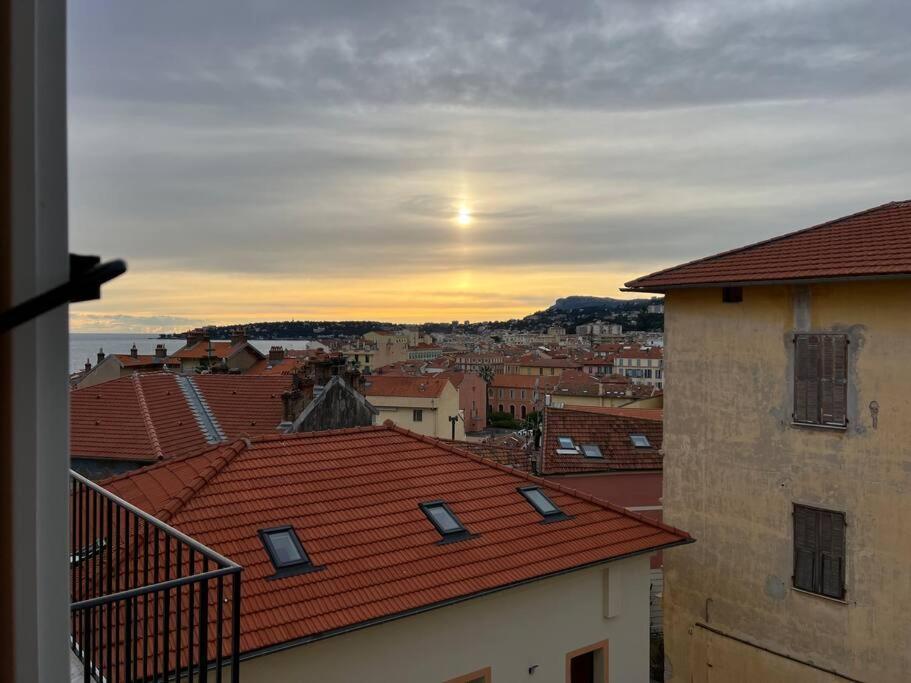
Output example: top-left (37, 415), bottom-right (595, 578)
top-left (420, 501), bottom-right (475, 544)
top-left (259, 526), bottom-right (323, 578)
top-left (630, 434), bottom-right (651, 448)
top-left (518, 486), bottom-right (569, 523)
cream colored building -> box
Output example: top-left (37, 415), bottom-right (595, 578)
top-left (626, 201), bottom-right (911, 682)
top-left (238, 557), bottom-right (653, 683)
top-left (364, 375), bottom-right (465, 440)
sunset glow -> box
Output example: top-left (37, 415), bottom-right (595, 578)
top-left (456, 205), bottom-right (472, 227)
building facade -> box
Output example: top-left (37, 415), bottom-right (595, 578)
top-left (626, 200), bottom-right (911, 682)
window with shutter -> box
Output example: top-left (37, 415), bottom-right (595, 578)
top-left (793, 333), bottom-right (847, 427)
top-left (793, 504), bottom-right (846, 599)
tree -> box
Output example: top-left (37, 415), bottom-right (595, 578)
top-left (476, 364), bottom-right (495, 425)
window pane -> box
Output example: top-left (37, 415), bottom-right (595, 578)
top-left (267, 531), bottom-right (304, 564)
top-left (558, 436), bottom-right (574, 449)
top-left (427, 505), bottom-right (461, 532)
top-left (581, 444), bottom-right (602, 458)
top-left (630, 434), bottom-right (650, 448)
top-left (525, 489), bottom-right (558, 515)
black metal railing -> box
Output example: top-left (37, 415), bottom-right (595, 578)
top-left (70, 470), bottom-right (242, 682)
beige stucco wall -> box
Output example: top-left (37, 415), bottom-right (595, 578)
top-left (74, 357), bottom-right (121, 389)
top-left (235, 556), bottom-right (652, 683)
top-left (662, 281), bottom-right (911, 682)
top-left (367, 382), bottom-right (465, 440)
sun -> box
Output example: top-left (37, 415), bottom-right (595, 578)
top-left (456, 204), bottom-right (472, 227)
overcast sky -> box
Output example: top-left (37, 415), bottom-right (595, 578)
top-left (68, 0), bottom-right (911, 331)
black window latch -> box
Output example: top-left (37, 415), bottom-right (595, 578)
top-left (0, 253), bottom-right (126, 334)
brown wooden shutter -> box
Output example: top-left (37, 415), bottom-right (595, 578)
top-left (819, 510), bottom-right (846, 598)
top-left (793, 506), bottom-right (818, 591)
top-left (829, 336), bottom-right (848, 426)
top-left (794, 335), bottom-right (820, 423)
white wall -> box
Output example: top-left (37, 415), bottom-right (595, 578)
top-left (237, 555), bottom-right (652, 683)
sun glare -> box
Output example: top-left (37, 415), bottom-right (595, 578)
top-left (456, 205), bottom-right (472, 227)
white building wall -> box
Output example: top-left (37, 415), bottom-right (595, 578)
top-left (236, 556), bottom-right (652, 683)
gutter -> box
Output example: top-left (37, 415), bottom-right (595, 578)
top-left (236, 536), bottom-right (694, 664)
top-left (622, 272), bottom-right (911, 294)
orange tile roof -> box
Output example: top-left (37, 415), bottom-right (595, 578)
top-left (171, 340), bottom-right (263, 361)
top-left (489, 374), bottom-right (559, 390)
top-left (245, 356), bottom-right (305, 375)
top-left (114, 354), bottom-right (180, 368)
top-left (442, 439), bottom-right (533, 471)
top-left (626, 200), bottom-right (911, 291)
top-left (71, 373), bottom-right (292, 462)
top-left (363, 375), bottom-right (450, 398)
top-left (100, 425), bottom-right (690, 655)
top-left (541, 407), bottom-right (663, 474)
top-left (563, 405), bottom-right (663, 422)
top-left (613, 346), bottom-right (663, 360)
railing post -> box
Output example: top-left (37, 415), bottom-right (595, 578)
top-left (231, 570), bottom-right (242, 683)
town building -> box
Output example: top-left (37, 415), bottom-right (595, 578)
top-left (576, 322), bottom-right (623, 336)
top-left (72, 343), bottom-right (181, 388)
top-left (625, 200), bottom-right (911, 681)
top-left (97, 424), bottom-right (692, 682)
top-left (363, 375), bottom-right (465, 440)
top-left (504, 352), bottom-right (582, 376)
top-left (453, 352), bottom-right (506, 375)
top-left (611, 346), bottom-right (664, 389)
top-left (436, 370), bottom-right (487, 434)
top-left (170, 328), bottom-right (264, 373)
top-left (407, 342), bottom-right (443, 361)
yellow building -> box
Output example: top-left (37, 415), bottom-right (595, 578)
top-left (625, 200), bottom-right (911, 682)
top-left (363, 375), bottom-right (465, 440)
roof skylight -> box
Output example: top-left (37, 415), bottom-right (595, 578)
top-left (630, 434), bottom-right (651, 448)
top-left (259, 526), bottom-right (323, 578)
top-left (518, 486), bottom-right (569, 522)
top-left (420, 501), bottom-right (475, 544)
top-left (581, 444), bottom-right (603, 459)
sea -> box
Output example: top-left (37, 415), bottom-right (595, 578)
top-left (70, 333), bottom-right (325, 374)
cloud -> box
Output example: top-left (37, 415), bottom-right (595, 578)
top-left (66, 0), bottom-right (911, 328)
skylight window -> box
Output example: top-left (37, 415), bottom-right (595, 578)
top-left (557, 436), bottom-right (575, 449)
top-left (518, 486), bottom-right (569, 523)
top-left (581, 443), bottom-right (603, 459)
top-left (630, 434), bottom-right (651, 448)
top-left (420, 501), bottom-right (475, 544)
top-left (258, 526), bottom-right (323, 578)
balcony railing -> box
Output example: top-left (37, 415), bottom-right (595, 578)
top-left (70, 470), bottom-right (242, 682)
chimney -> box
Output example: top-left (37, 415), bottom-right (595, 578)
top-left (230, 327), bottom-right (247, 346)
top-left (130, 343), bottom-right (138, 358)
top-left (155, 344), bottom-right (167, 359)
top-left (84, 359), bottom-right (91, 372)
top-left (282, 374), bottom-right (315, 422)
top-left (97, 348), bottom-right (105, 365)
top-left (185, 328), bottom-right (207, 347)
top-left (269, 345), bottom-right (285, 362)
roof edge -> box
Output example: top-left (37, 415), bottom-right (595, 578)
top-left (624, 200), bottom-right (908, 290)
top-left (237, 535), bottom-right (694, 664)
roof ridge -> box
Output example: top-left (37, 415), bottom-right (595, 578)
top-left (624, 200), bottom-right (905, 289)
top-left (156, 438), bottom-right (250, 523)
top-left (132, 373), bottom-right (164, 460)
top-left (176, 375), bottom-right (226, 443)
top-left (382, 423), bottom-right (690, 542)
top-left (550, 405), bottom-right (661, 425)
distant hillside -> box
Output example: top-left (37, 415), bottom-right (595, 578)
top-left (552, 295), bottom-right (645, 311)
top-left (505, 295), bottom-right (662, 333)
top-left (159, 295), bottom-right (663, 340)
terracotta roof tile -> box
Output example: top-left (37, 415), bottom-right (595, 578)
top-left (100, 425), bottom-right (690, 656)
top-left (362, 375), bottom-right (450, 398)
top-left (70, 373), bottom-right (292, 462)
top-left (541, 407), bottom-right (663, 474)
top-left (563, 405), bottom-right (663, 422)
top-left (626, 200), bottom-right (911, 290)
